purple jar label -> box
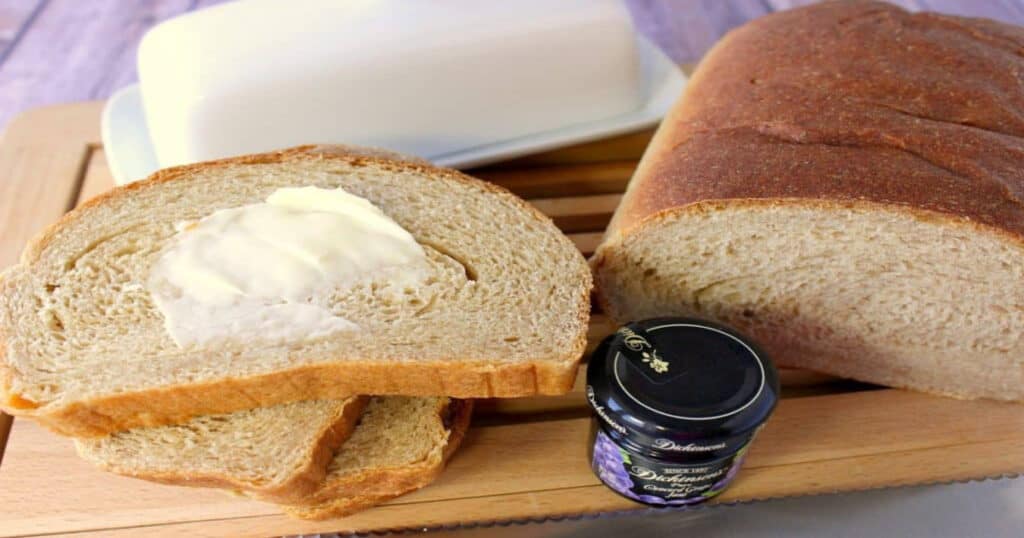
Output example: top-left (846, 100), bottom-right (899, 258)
top-left (591, 430), bottom-right (748, 505)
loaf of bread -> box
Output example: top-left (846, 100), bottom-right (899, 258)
top-left (77, 396), bottom-right (470, 518)
top-left (0, 145), bottom-right (591, 436)
top-left (592, 1), bottom-right (1024, 401)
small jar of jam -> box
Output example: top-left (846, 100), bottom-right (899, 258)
top-left (586, 317), bottom-right (779, 506)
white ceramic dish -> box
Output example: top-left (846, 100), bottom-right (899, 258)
top-left (102, 36), bottom-right (685, 186)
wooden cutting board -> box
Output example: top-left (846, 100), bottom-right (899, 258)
top-left (0, 103), bottom-right (1022, 538)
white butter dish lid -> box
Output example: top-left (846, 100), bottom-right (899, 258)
top-left (103, 0), bottom-right (686, 185)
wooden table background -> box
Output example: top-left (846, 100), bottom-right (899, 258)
top-left (1, 0), bottom-right (1023, 132)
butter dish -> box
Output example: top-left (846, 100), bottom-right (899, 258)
top-left (102, 0), bottom-right (685, 185)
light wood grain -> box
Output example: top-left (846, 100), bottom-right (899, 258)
top-left (67, 436), bottom-right (1024, 538)
top-left (0, 104), bottom-right (99, 266)
top-left (529, 193), bottom-right (622, 233)
top-left (77, 147), bottom-right (110, 206)
top-left (476, 160), bottom-right (635, 198)
top-left (489, 128), bottom-right (655, 166)
top-left (3, 390), bottom-right (1021, 537)
top-left (568, 232), bottom-right (603, 257)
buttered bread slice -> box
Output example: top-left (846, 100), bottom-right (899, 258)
top-left (0, 145), bottom-right (591, 436)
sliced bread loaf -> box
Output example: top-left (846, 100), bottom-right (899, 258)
top-left (592, 1), bottom-right (1024, 402)
top-left (0, 145), bottom-right (590, 436)
top-left (281, 396), bottom-right (472, 519)
top-left (75, 396), bottom-right (368, 503)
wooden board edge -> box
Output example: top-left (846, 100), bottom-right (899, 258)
top-left (5, 389), bottom-right (1024, 538)
top-left (1, 102), bottom-right (105, 144)
top-left (0, 415), bottom-right (11, 468)
top-left (0, 129), bottom-right (98, 469)
top-left (36, 438), bottom-right (1022, 538)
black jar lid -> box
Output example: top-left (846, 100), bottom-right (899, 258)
top-left (586, 317), bottom-right (779, 460)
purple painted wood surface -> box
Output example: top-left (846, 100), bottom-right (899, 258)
top-left (0, 1), bottom-right (42, 57)
top-left (0, 0), bottom-right (1022, 131)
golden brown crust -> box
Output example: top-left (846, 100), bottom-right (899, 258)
top-left (281, 398), bottom-right (474, 520)
top-left (77, 396), bottom-right (370, 503)
top-left (23, 356), bottom-right (568, 438)
top-left (302, 398), bottom-right (471, 503)
top-left (603, 1), bottom-right (1024, 243)
top-left (0, 144), bottom-right (590, 436)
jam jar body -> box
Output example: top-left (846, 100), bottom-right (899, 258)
top-left (588, 419), bottom-right (759, 505)
top-left (585, 318), bottom-right (779, 506)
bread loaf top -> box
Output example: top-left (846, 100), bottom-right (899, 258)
top-left (605, 0), bottom-right (1024, 241)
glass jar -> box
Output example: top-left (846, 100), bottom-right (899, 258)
top-left (586, 317), bottom-right (780, 506)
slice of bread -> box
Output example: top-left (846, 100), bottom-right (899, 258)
top-left (0, 145), bottom-right (591, 436)
top-left (281, 397), bottom-right (472, 519)
top-left (75, 396), bottom-right (368, 503)
top-left (75, 396), bottom-right (471, 518)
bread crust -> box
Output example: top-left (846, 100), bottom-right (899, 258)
top-left (75, 396), bottom-right (370, 503)
top-left (281, 398), bottom-right (474, 520)
top-left (31, 359), bottom-right (570, 437)
top-left (0, 145), bottom-right (590, 436)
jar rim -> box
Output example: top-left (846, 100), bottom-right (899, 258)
top-left (610, 321), bottom-right (768, 421)
top-left (586, 317), bottom-right (780, 455)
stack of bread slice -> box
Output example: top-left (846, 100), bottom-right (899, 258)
top-left (77, 396), bottom-right (473, 518)
top-left (0, 146), bottom-right (592, 518)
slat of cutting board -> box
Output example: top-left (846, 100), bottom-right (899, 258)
top-left (486, 128), bottom-right (655, 166)
top-left (474, 160), bottom-right (635, 198)
top-left (529, 193), bottom-right (622, 233)
top-left (83, 439), bottom-right (1021, 538)
top-left (2, 390), bottom-right (1022, 537)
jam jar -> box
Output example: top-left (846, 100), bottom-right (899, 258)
top-left (586, 317), bottom-right (780, 506)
